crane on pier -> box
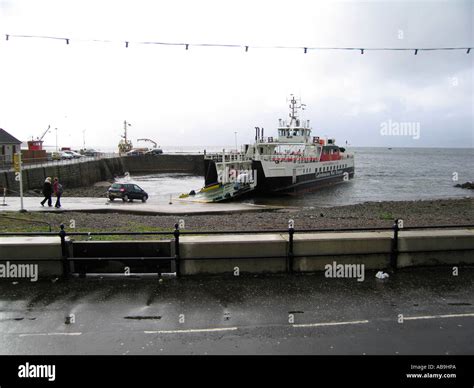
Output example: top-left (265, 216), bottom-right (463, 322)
top-left (137, 138), bottom-right (158, 149)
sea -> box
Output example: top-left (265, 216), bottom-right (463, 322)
top-left (115, 147), bottom-right (473, 207)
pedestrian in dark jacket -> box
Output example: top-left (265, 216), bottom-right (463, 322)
top-left (53, 177), bottom-right (63, 208)
top-left (40, 177), bottom-right (52, 207)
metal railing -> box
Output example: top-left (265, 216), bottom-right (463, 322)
top-left (0, 221), bottom-right (472, 278)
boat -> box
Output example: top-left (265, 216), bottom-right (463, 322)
top-left (183, 96), bottom-right (355, 202)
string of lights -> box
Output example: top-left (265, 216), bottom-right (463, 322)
top-left (3, 34), bottom-right (472, 54)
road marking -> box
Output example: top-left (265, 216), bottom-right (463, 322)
top-left (19, 332), bottom-right (82, 337)
top-left (293, 320), bottom-right (369, 328)
top-left (403, 313), bottom-right (474, 321)
top-left (144, 327), bottom-right (238, 334)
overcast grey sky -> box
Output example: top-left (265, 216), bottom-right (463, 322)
top-left (0, 0), bottom-right (472, 150)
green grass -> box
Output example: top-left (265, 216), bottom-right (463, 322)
top-left (379, 211), bottom-right (394, 220)
top-left (0, 214), bottom-right (177, 240)
top-left (0, 214), bottom-right (53, 233)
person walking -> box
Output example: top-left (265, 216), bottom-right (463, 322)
top-left (53, 177), bottom-right (63, 208)
top-left (40, 177), bottom-right (52, 207)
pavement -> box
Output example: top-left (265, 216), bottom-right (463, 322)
top-left (0, 196), bottom-right (281, 215)
top-left (0, 267), bottom-right (473, 355)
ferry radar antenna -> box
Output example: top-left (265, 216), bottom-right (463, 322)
top-left (288, 95), bottom-right (306, 121)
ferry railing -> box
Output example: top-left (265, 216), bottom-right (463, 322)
top-left (0, 222), bottom-right (473, 278)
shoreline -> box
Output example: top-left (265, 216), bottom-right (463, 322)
top-left (0, 198), bottom-right (472, 234)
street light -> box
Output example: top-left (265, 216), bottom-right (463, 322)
top-left (82, 129), bottom-right (86, 150)
top-left (55, 128), bottom-right (58, 151)
top-left (234, 131), bottom-right (238, 151)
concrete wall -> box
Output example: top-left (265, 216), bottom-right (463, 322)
top-left (0, 236), bottom-right (63, 278)
top-left (178, 232), bottom-right (394, 275)
top-left (1, 229), bottom-right (472, 279)
top-left (123, 154), bottom-right (204, 175)
top-left (0, 154), bottom-right (205, 193)
top-left (179, 234), bottom-right (288, 275)
top-left (179, 229), bottom-right (474, 275)
top-left (398, 229), bottom-right (474, 268)
top-left (0, 157), bottom-right (126, 192)
top-left (293, 231), bottom-right (393, 272)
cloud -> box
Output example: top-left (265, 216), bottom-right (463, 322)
top-left (0, 0), bottom-right (472, 150)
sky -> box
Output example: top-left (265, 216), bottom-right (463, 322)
top-left (0, 0), bottom-right (472, 151)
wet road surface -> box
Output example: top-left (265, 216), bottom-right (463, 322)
top-left (0, 267), bottom-right (473, 355)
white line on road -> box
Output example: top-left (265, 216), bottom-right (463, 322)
top-left (144, 327), bottom-right (238, 334)
top-left (293, 320), bottom-right (369, 328)
top-left (19, 332), bottom-right (82, 337)
top-left (403, 313), bottom-right (474, 321)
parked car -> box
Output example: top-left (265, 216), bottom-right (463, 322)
top-left (126, 148), bottom-right (148, 156)
top-left (126, 150), bottom-right (144, 156)
top-left (50, 152), bottom-right (62, 161)
top-left (107, 183), bottom-right (149, 202)
top-left (63, 150), bottom-right (84, 159)
top-left (145, 148), bottom-right (163, 155)
top-left (83, 149), bottom-right (102, 157)
top-left (52, 151), bottom-right (73, 160)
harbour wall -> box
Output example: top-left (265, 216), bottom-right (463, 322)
top-left (0, 157), bottom-right (126, 193)
top-left (0, 154), bottom-right (205, 192)
top-left (123, 154), bottom-right (205, 175)
top-left (1, 228), bottom-right (473, 278)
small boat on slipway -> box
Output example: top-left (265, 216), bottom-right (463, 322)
top-left (180, 96), bottom-right (355, 202)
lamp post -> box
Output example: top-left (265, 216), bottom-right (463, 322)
top-left (234, 131), bottom-right (238, 151)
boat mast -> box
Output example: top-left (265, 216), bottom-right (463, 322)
top-left (288, 95), bottom-right (306, 127)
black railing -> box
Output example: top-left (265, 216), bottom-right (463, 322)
top-left (0, 222), bottom-right (472, 277)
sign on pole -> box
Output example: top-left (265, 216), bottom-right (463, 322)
top-left (14, 152), bottom-right (26, 212)
top-left (13, 153), bottom-right (20, 173)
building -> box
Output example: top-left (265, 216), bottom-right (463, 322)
top-left (0, 128), bottom-right (22, 166)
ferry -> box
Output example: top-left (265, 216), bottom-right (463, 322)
top-left (182, 96), bottom-right (355, 202)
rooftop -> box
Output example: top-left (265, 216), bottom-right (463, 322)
top-left (0, 128), bottom-right (22, 145)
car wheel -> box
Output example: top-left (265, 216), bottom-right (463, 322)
top-left (122, 195), bottom-right (129, 202)
top-left (142, 195), bottom-right (148, 202)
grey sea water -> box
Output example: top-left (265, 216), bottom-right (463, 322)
top-left (125, 147), bottom-right (473, 207)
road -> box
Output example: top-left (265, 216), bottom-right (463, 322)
top-left (0, 267), bottom-right (473, 355)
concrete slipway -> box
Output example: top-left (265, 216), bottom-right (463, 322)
top-left (0, 196), bottom-right (281, 215)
